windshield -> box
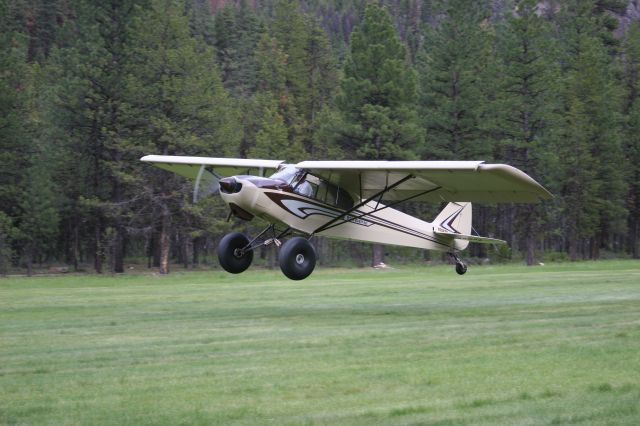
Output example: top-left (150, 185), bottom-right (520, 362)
top-left (269, 165), bottom-right (301, 184)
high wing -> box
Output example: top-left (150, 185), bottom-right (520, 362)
top-left (140, 155), bottom-right (284, 200)
top-left (296, 160), bottom-right (552, 203)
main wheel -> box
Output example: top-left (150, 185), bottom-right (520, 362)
top-left (217, 232), bottom-right (253, 274)
top-left (455, 262), bottom-right (467, 275)
top-left (279, 237), bottom-right (316, 280)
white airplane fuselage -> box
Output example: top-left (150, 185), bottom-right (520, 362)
top-left (219, 175), bottom-right (467, 252)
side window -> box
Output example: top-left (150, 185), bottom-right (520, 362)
top-left (336, 187), bottom-right (354, 210)
top-left (310, 175), bottom-right (353, 210)
top-left (315, 181), bottom-right (334, 204)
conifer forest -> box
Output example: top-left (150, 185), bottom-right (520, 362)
top-left (1, 0), bottom-right (639, 275)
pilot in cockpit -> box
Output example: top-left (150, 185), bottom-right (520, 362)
top-left (270, 165), bottom-right (314, 197)
top-left (294, 178), bottom-right (313, 197)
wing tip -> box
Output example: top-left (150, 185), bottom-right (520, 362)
top-left (479, 163), bottom-right (553, 202)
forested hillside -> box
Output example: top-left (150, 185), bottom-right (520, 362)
top-left (1, 0), bottom-right (639, 275)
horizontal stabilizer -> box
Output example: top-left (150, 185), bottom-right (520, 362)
top-left (433, 229), bottom-right (506, 245)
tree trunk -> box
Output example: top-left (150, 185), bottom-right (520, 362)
top-left (182, 234), bottom-right (193, 269)
top-left (193, 237), bottom-right (201, 266)
top-left (94, 222), bottom-right (103, 273)
top-left (372, 244), bottom-right (385, 267)
top-left (349, 241), bottom-right (364, 267)
top-left (113, 225), bottom-right (125, 273)
top-left (152, 226), bottom-right (161, 267)
top-left (73, 225), bottom-right (79, 272)
top-left (569, 235), bottom-right (578, 261)
top-left (591, 233), bottom-right (601, 260)
top-left (159, 211), bottom-right (171, 275)
top-left (524, 205), bottom-right (537, 266)
top-left (632, 217), bottom-right (639, 258)
top-left (112, 174), bottom-right (125, 272)
top-left (26, 247), bottom-right (33, 277)
top-left (526, 233), bottom-right (536, 266)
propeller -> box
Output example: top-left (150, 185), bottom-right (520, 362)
top-left (193, 166), bottom-right (221, 202)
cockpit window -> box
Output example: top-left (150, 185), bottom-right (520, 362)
top-left (269, 167), bottom-right (354, 210)
top-left (315, 179), bottom-right (354, 210)
top-left (269, 165), bottom-right (301, 184)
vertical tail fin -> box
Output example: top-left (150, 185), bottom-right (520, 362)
top-left (433, 202), bottom-right (472, 235)
top-left (433, 202), bottom-right (506, 247)
top-left (433, 202), bottom-right (472, 247)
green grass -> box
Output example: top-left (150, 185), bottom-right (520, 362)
top-left (1, 260), bottom-right (640, 425)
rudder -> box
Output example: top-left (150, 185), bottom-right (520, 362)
top-left (433, 202), bottom-right (472, 240)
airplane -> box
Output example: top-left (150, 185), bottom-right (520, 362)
top-left (141, 155), bottom-right (552, 280)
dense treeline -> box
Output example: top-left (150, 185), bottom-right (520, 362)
top-left (1, 0), bottom-right (638, 275)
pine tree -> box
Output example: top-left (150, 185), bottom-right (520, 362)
top-left (125, 0), bottom-right (240, 274)
top-left (330, 4), bottom-right (423, 265)
top-left (621, 22), bottom-right (640, 257)
top-left (0, 211), bottom-right (15, 275)
top-left (255, 32), bottom-right (288, 95)
top-left (3, 0), bottom-right (70, 63)
top-left (593, 0), bottom-right (628, 54)
top-left (416, 0), bottom-right (496, 260)
top-left (185, 0), bottom-right (216, 45)
top-left (0, 12), bottom-right (30, 272)
top-left (214, 1), bottom-right (262, 97)
top-left (264, 2), bottom-right (338, 156)
top-left (233, 0), bottom-right (263, 96)
top-left (17, 147), bottom-right (60, 276)
top-left (0, 19), bottom-right (31, 219)
top-left (252, 31), bottom-right (308, 161)
top-left (45, 0), bottom-right (140, 273)
top-left (301, 17), bottom-right (338, 154)
top-left (557, 0), bottom-right (626, 260)
top-left (248, 104), bottom-right (306, 162)
top-left (272, 0), bottom-right (310, 110)
top-left (418, 0), bottom-right (494, 160)
top-left (624, 100), bottom-right (640, 257)
top-left (397, 0), bottom-right (424, 62)
top-left (492, 0), bottom-right (560, 264)
top-left (271, 0), bottom-right (333, 155)
top-left (335, 4), bottom-right (423, 161)
top-left (214, 6), bottom-right (241, 93)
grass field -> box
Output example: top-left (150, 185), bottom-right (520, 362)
top-left (1, 261), bottom-right (640, 425)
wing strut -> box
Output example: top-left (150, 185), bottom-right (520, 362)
top-left (315, 185), bottom-right (443, 234)
top-left (312, 174), bottom-right (440, 235)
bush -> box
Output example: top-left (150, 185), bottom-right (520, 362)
top-left (544, 251), bottom-right (569, 262)
top-left (487, 244), bottom-right (513, 264)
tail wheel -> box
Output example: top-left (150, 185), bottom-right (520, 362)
top-left (455, 262), bottom-right (467, 275)
top-left (218, 232), bottom-right (253, 274)
top-left (279, 237), bottom-right (316, 280)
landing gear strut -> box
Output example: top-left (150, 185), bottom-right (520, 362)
top-left (449, 252), bottom-right (467, 275)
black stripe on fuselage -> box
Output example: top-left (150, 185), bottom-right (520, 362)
top-left (265, 192), bottom-right (452, 248)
